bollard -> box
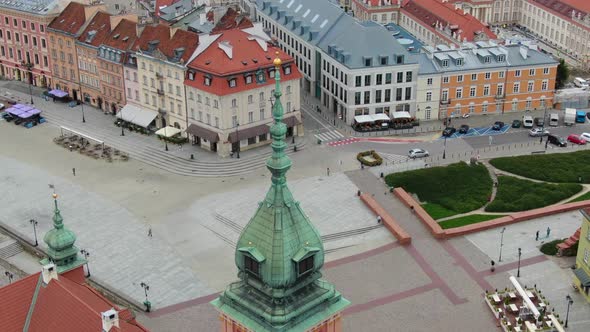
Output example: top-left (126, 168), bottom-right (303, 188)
top-left (294, 145), bottom-right (298, 152)
top-left (380, 172), bottom-right (384, 178)
top-left (190, 154), bottom-right (194, 160)
top-left (357, 190), bottom-right (361, 197)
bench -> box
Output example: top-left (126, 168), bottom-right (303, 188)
top-left (531, 150), bottom-right (546, 154)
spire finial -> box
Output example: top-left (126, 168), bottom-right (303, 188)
top-left (52, 193), bottom-right (64, 229)
top-left (273, 51), bottom-right (282, 67)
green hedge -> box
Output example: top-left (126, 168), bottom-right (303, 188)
top-left (568, 191), bottom-right (590, 203)
top-left (157, 135), bottom-right (188, 144)
top-left (490, 150), bottom-right (590, 183)
top-left (385, 162), bottom-right (492, 216)
top-left (357, 150), bottom-right (383, 167)
top-left (439, 214), bottom-right (507, 229)
top-left (485, 176), bottom-right (583, 212)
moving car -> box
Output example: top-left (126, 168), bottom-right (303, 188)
top-left (442, 127), bottom-right (456, 137)
top-left (549, 113), bottom-right (559, 126)
top-left (492, 121), bottom-right (504, 130)
top-left (462, 113), bottom-right (470, 118)
top-left (581, 133), bottom-right (590, 142)
top-left (458, 124), bottom-right (470, 134)
top-left (534, 117), bottom-right (545, 126)
top-left (567, 134), bottom-right (587, 145)
top-left (547, 134), bottom-right (567, 147)
top-left (529, 128), bottom-right (550, 137)
top-left (511, 119), bottom-right (521, 128)
top-left (408, 148), bottom-right (429, 159)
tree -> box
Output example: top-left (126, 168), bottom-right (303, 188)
top-left (556, 58), bottom-right (570, 89)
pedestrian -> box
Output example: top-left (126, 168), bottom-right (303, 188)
top-left (546, 227), bottom-right (551, 238)
top-left (327, 167), bottom-right (330, 176)
top-left (147, 228), bottom-right (152, 238)
top-left (72, 168), bottom-right (76, 176)
top-left (535, 230), bottom-right (539, 241)
top-left (410, 205), bottom-right (415, 213)
top-left (491, 260), bottom-right (495, 272)
top-left (69, 145), bottom-right (73, 152)
top-left (377, 216), bottom-right (382, 224)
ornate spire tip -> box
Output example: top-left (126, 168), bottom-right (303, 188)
top-left (52, 193), bottom-right (58, 199)
top-left (273, 51), bottom-right (282, 67)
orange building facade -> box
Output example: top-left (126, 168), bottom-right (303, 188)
top-left (218, 313), bottom-right (344, 332)
top-left (421, 43), bottom-right (558, 118)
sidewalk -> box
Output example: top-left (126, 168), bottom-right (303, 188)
top-left (0, 81), bottom-right (305, 177)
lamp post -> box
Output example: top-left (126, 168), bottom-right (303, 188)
top-left (565, 294), bottom-right (573, 328)
top-left (498, 227), bottom-right (506, 262)
top-left (517, 247), bottom-right (522, 277)
top-left (120, 106), bottom-right (125, 136)
top-left (21, 61), bottom-right (34, 105)
top-left (79, 81), bottom-right (85, 123)
top-left (442, 136), bottom-right (447, 159)
top-left (80, 249), bottom-right (90, 277)
top-left (140, 282), bottom-right (151, 312)
top-left (164, 126), bottom-right (169, 151)
top-left (540, 104), bottom-right (547, 142)
top-left (4, 271), bottom-right (14, 284)
top-left (235, 122), bottom-right (240, 159)
top-left (29, 219), bottom-right (38, 247)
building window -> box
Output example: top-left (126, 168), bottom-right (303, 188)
top-left (527, 81), bottom-right (534, 92)
top-left (543, 67), bottom-right (549, 75)
top-left (513, 82), bottom-right (520, 93)
top-left (355, 76), bottom-right (361, 87)
top-left (471, 74), bottom-right (477, 81)
top-left (541, 80), bottom-right (548, 91)
top-left (364, 75), bottom-right (371, 86)
top-left (405, 87), bottom-right (411, 100)
top-left (497, 84), bottom-right (504, 96)
top-left (426, 91), bottom-right (432, 101)
top-left (427, 78), bottom-right (433, 85)
top-left (515, 70), bottom-right (521, 77)
top-left (364, 91), bottom-right (370, 104)
top-left (376, 74), bottom-right (382, 85)
top-left (214, 100), bottom-right (219, 108)
top-left (229, 78), bottom-right (237, 88)
top-left (298, 255), bottom-right (314, 276)
top-left (442, 59), bottom-right (448, 67)
top-left (529, 69), bottom-right (535, 76)
top-left (406, 71), bottom-right (412, 82)
top-left (456, 58), bottom-right (463, 66)
top-left (442, 76), bottom-right (449, 84)
top-left (188, 71), bottom-right (194, 80)
top-left (231, 99), bottom-right (237, 108)
top-left (485, 72), bottom-right (491, 79)
top-left (245, 75), bottom-right (252, 84)
top-left (204, 76), bottom-right (211, 86)
top-left (482, 102), bottom-right (488, 113)
top-left (526, 98), bottom-right (532, 110)
top-left (397, 72), bottom-right (403, 83)
top-left (248, 111), bottom-right (254, 123)
top-left (470, 87), bottom-right (476, 97)
top-left (260, 109), bottom-right (265, 120)
top-left (385, 73), bottom-right (392, 84)
top-left (441, 90), bottom-right (448, 101)
top-left (457, 75), bottom-right (463, 83)
top-left (483, 85), bottom-right (490, 96)
top-left (284, 66), bottom-right (291, 75)
top-left (354, 92), bottom-right (361, 105)
top-left (469, 104), bottom-right (475, 113)
top-left (456, 88), bottom-right (463, 99)
top-left (584, 248), bottom-right (589, 264)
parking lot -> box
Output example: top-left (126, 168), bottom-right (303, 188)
top-left (440, 124), bottom-right (511, 139)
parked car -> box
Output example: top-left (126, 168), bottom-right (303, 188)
top-left (458, 124), bottom-right (470, 134)
top-left (492, 121), bottom-right (505, 130)
top-left (581, 132), bottom-right (590, 142)
top-left (462, 113), bottom-right (470, 118)
top-left (408, 148), bottom-right (429, 159)
top-left (534, 117), bottom-right (545, 126)
top-left (587, 112), bottom-right (590, 120)
top-left (529, 128), bottom-right (550, 137)
top-left (442, 127), bottom-right (456, 137)
top-left (567, 134), bottom-right (587, 145)
top-left (511, 119), bottom-right (521, 128)
top-left (0, 102), bottom-right (4, 110)
top-left (547, 134), bottom-right (567, 147)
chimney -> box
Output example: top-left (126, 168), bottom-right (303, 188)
top-left (101, 309), bottom-right (120, 332)
top-left (41, 263), bottom-right (58, 284)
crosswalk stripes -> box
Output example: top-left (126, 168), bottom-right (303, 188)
top-left (378, 152), bottom-right (411, 164)
top-left (314, 130), bottom-right (344, 143)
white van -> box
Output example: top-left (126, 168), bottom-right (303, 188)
top-left (522, 115), bottom-right (534, 128)
top-left (574, 77), bottom-right (589, 88)
top-left (549, 113), bottom-right (559, 126)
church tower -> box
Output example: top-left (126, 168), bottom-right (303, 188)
top-left (211, 53), bottom-right (350, 332)
top-left (40, 194), bottom-right (86, 274)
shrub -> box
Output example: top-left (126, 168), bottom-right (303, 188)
top-left (158, 134), bottom-right (188, 144)
top-left (540, 239), bottom-right (562, 255)
top-left (439, 214), bottom-right (507, 229)
top-left (490, 151), bottom-right (590, 183)
top-left (485, 176), bottom-right (582, 212)
top-left (357, 150), bottom-right (383, 167)
top-left (386, 162), bottom-right (492, 216)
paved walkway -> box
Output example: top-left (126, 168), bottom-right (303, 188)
top-left (0, 81), bottom-right (304, 177)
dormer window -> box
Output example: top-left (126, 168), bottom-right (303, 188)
top-left (284, 65), bottom-right (291, 75)
top-left (364, 57), bottom-right (372, 67)
top-left (204, 76), bottom-right (211, 86)
top-left (456, 58), bottom-right (463, 66)
top-left (228, 78), bottom-right (237, 88)
top-left (244, 256), bottom-right (259, 277)
top-left (396, 55), bottom-right (404, 64)
top-left (245, 74), bottom-right (253, 84)
top-left (380, 56), bottom-right (388, 65)
top-left (269, 69), bottom-right (275, 78)
top-left (188, 71), bottom-right (195, 81)
top-left (298, 255), bottom-right (314, 276)
top-left (484, 56), bottom-right (491, 63)
top-left (442, 59), bottom-right (449, 67)
top-left (497, 55), bottom-right (505, 62)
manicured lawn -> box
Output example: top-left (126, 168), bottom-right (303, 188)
top-left (385, 162), bottom-right (492, 218)
top-left (421, 203), bottom-right (458, 219)
top-left (485, 176), bottom-right (583, 212)
top-left (438, 214), bottom-right (507, 229)
top-left (489, 150), bottom-right (590, 183)
top-left (568, 191), bottom-right (590, 203)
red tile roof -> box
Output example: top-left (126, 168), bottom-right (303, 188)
top-left (559, 0), bottom-right (590, 13)
top-left (133, 25), bottom-right (198, 63)
top-left (0, 271), bottom-right (148, 332)
top-left (78, 12), bottom-right (113, 47)
top-left (102, 19), bottom-right (138, 51)
top-left (185, 28), bottom-right (301, 96)
top-left (532, 0), bottom-right (589, 21)
top-left (48, 2), bottom-right (87, 35)
top-left (402, 0), bottom-right (496, 41)
top-left (211, 7), bottom-right (254, 34)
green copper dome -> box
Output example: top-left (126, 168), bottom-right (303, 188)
top-left (212, 54), bottom-right (349, 332)
top-left (40, 194), bottom-right (85, 273)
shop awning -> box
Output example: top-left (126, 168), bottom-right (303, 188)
top-left (392, 111), bottom-right (411, 119)
top-left (17, 109), bottom-right (41, 119)
top-left (49, 89), bottom-right (68, 98)
top-left (228, 123), bottom-right (270, 143)
top-left (186, 123), bottom-right (219, 143)
top-left (155, 126), bottom-right (182, 137)
top-left (574, 268), bottom-right (590, 287)
top-left (372, 113), bottom-right (390, 121)
top-left (354, 115), bottom-right (374, 124)
top-left (116, 104), bottom-right (157, 128)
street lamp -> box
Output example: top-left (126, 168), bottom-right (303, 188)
top-left (79, 81), bottom-right (85, 123)
top-left (565, 294), bottom-right (573, 328)
top-left (4, 271), bottom-right (13, 284)
top-left (29, 219), bottom-right (38, 247)
top-left (140, 282), bottom-right (151, 312)
top-left (540, 104), bottom-right (547, 142)
top-left (120, 106), bottom-right (125, 136)
top-left (164, 126), bottom-right (168, 151)
top-left (80, 249), bottom-right (90, 277)
top-left (235, 122), bottom-right (240, 159)
top-left (517, 247), bottom-right (522, 277)
top-left (442, 136), bottom-right (447, 159)
top-left (21, 61), bottom-right (34, 105)
top-left (498, 227), bottom-right (506, 262)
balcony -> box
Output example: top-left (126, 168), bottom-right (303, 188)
top-left (156, 72), bottom-right (163, 79)
top-left (495, 94), bottom-right (505, 99)
top-left (157, 88), bottom-right (165, 96)
top-left (440, 99), bottom-right (451, 105)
